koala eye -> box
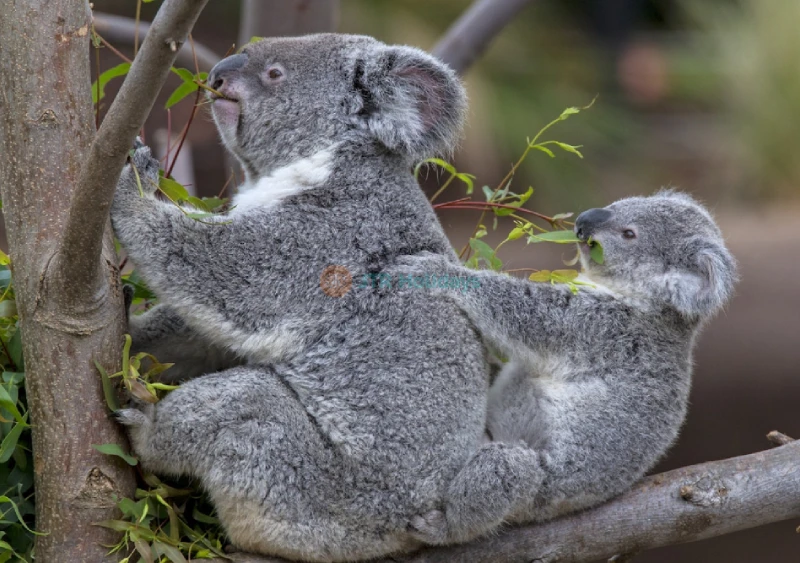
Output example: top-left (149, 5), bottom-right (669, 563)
top-left (622, 229), bottom-right (637, 240)
top-left (265, 64), bottom-right (286, 83)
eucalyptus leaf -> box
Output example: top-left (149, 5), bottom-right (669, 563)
top-left (92, 443), bottom-right (139, 466)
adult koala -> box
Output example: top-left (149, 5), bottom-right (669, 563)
top-left (111, 35), bottom-right (539, 561)
top-left (395, 191), bottom-right (738, 544)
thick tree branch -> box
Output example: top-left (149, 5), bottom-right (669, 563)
top-left (432, 0), bottom-right (534, 74)
top-left (209, 440), bottom-right (800, 563)
top-left (93, 12), bottom-right (221, 70)
top-left (52, 0), bottom-right (209, 305)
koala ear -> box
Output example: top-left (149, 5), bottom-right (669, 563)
top-left (658, 241), bottom-right (737, 319)
top-left (346, 45), bottom-right (467, 161)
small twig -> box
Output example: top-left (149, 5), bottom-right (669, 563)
top-left (165, 88), bottom-right (201, 179)
top-left (434, 200), bottom-right (556, 223)
top-left (96, 32), bottom-right (133, 64)
top-left (767, 430), bottom-right (794, 446)
top-left (134, 0), bottom-right (142, 57)
top-left (94, 31), bottom-right (101, 129)
top-left (93, 12), bottom-right (221, 70)
top-left (608, 553), bottom-right (638, 563)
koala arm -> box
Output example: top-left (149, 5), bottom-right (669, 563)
top-left (111, 144), bottom-right (284, 355)
top-left (128, 304), bottom-right (241, 383)
top-left (394, 253), bottom-right (591, 357)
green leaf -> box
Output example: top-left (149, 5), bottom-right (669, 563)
top-left (551, 269), bottom-right (580, 282)
top-left (92, 63), bottom-right (131, 104)
top-left (0, 496), bottom-right (43, 535)
top-left (158, 176), bottom-right (190, 202)
top-left (527, 230), bottom-right (581, 244)
top-left (0, 413), bottom-right (28, 463)
top-left (531, 144), bottom-right (555, 158)
top-left (170, 67), bottom-right (195, 83)
top-left (481, 186), bottom-right (494, 201)
top-left (590, 240), bottom-right (605, 264)
top-left (559, 107), bottom-right (580, 118)
top-left (468, 238), bottom-right (502, 271)
top-left (551, 212), bottom-right (573, 221)
top-left (507, 226), bottom-right (527, 241)
top-left (8, 328), bottom-right (23, 371)
top-left (528, 270), bottom-right (552, 282)
top-left (0, 385), bottom-right (24, 424)
top-left (551, 141), bottom-right (584, 158)
top-left (95, 360), bottom-right (120, 412)
top-left (92, 443), bottom-right (138, 466)
top-left (152, 540), bottom-right (188, 563)
top-left (165, 81), bottom-right (199, 109)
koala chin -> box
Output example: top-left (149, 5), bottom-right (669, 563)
top-left (109, 34), bottom-right (554, 561)
top-left (393, 190), bottom-right (737, 544)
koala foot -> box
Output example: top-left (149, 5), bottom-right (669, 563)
top-left (111, 404), bottom-right (155, 459)
top-left (111, 407), bottom-right (150, 427)
top-left (408, 510), bottom-right (448, 545)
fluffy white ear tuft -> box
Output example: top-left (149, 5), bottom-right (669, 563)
top-left (346, 45), bottom-right (467, 162)
top-left (657, 241), bottom-right (737, 319)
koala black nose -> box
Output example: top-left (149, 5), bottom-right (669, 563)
top-left (208, 53), bottom-right (248, 92)
top-left (574, 208), bottom-right (613, 241)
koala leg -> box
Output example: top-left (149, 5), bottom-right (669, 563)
top-left (128, 304), bottom-right (241, 383)
top-left (114, 365), bottom-right (349, 557)
top-left (409, 442), bottom-right (543, 545)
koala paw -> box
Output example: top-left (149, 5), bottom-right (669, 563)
top-left (111, 407), bottom-right (150, 427)
top-left (408, 509), bottom-right (448, 545)
top-left (121, 139), bottom-right (161, 196)
top-left (111, 404), bottom-right (155, 456)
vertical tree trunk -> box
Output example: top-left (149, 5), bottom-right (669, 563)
top-left (0, 1), bottom-right (135, 561)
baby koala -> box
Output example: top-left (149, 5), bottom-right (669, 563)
top-left (396, 191), bottom-right (737, 544)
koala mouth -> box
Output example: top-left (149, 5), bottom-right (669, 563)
top-left (210, 92), bottom-right (239, 103)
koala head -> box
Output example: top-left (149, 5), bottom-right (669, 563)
top-left (575, 191), bottom-right (737, 320)
top-left (206, 34), bottom-right (466, 179)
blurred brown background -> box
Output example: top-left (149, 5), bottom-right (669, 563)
top-left (59, 0), bottom-right (800, 561)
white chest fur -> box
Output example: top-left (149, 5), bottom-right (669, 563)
top-left (231, 146), bottom-right (336, 213)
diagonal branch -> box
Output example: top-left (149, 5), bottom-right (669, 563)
top-left (209, 439), bottom-right (800, 563)
top-left (93, 12), bottom-right (221, 70)
top-left (432, 0), bottom-right (536, 74)
top-left (52, 0), bottom-right (210, 303)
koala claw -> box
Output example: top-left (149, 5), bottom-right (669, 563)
top-left (111, 407), bottom-right (150, 427)
top-left (408, 510), bottom-right (448, 545)
top-left (125, 143), bottom-right (161, 194)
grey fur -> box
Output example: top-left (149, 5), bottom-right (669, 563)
top-left (109, 35), bottom-right (522, 561)
top-left (392, 191), bottom-right (738, 544)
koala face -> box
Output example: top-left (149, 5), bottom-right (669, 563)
top-left (207, 34), bottom-right (466, 179)
top-left (575, 191), bottom-right (737, 319)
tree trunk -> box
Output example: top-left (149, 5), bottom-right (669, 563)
top-left (0, 1), bottom-right (135, 561)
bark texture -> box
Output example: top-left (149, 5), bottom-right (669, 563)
top-left (0, 0), bottom-right (208, 560)
top-left (210, 440), bottom-right (800, 563)
top-left (0, 1), bottom-right (135, 561)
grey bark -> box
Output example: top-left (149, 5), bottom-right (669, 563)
top-left (58, 0), bottom-right (209, 304)
top-left (432, 0), bottom-right (535, 74)
top-left (0, 1), bottom-right (135, 561)
top-left (0, 0), bottom-right (208, 560)
top-left (209, 440), bottom-right (800, 563)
